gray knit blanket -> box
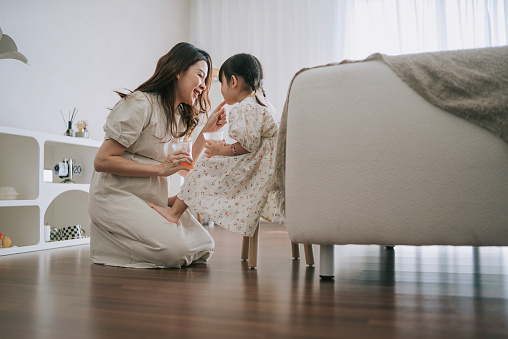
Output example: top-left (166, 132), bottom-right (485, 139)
top-left (274, 46), bottom-right (508, 219)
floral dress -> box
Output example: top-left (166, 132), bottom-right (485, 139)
top-left (178, 96), bottom-right (280, 237)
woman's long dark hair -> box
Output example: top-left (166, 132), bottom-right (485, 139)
top-left (218, 53), bottom-right (267, 106)
top-left (117, 42), bottom-right (212, 139)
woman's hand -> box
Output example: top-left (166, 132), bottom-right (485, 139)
top-left (159, 150), bottom-right (193, 176)
top-left (203, 101), bottom-right (227, 133)
top-left (204, 140), bottom-right (225, 158)
top-left (95, 139), bottom-right (172, 177)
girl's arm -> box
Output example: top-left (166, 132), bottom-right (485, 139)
top-left (205, 141), bottom-right (250, 157)
top-left (94, 139), bottom-right (192, 177)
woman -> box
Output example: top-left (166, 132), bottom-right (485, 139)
top-left (88, 42), bottom-right (226, 268)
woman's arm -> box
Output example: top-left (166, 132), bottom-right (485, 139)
top-left (192, 132), bottom-right (207, 162)
top-left (192, 101), bottom-right (228, 162)
top-left (94, 139), bottom-right (192, 177)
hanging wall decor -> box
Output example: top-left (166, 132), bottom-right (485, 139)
top-left (0, 26), bottom-right (28, 63)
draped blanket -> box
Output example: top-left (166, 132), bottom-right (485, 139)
top-left (273, 46), bottom-right (508, 219)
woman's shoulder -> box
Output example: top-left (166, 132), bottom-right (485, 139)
top-left (113, 91), bottom-right (158, 111)
top-left (119, 90), bottom-right (159, 103)
top-left (128, 91), bottom-right (157, 104)
top-left (108, 92), bottom-right (160, 126)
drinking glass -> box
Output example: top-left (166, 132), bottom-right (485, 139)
top-left (203, 131), bottom-right (224, 141)
top-left (171, 141), bottom-right (193, 170)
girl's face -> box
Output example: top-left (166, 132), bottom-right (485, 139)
top-left (220, 74), bottom-right (237, 105)
top-left (175, 60), bottom-right (208, 106)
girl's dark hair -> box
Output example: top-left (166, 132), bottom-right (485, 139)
top-left (116, 42), bottom-right (212, 139)
top-left (218, 53), bottom-right (267, 106)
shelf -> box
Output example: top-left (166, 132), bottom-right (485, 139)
top-left (41, 182), bottom-right (90, 204)
top-left (0, 206), bottom-right (40, 247)
top-left (44, 140), bottom-right (99, 184)
top-left (44, 190), bottom-right (91, 238)
top-left (0, 237), bottom-right (90, 255)
top-left (0, 126), bottom-right (100, 256)
top-left (0, 132), bottom-right (39, 200)
top-left (0, 200), bottom-right (38, 207)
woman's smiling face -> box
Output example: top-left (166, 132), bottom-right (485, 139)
top-left (175, 60), bottom-right (208, 106)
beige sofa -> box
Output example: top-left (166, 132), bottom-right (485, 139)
top-left (283, 57), bottom-right (508, 279)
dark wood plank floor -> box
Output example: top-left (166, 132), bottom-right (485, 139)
top-left (1, 223), bottom-right (507, 339)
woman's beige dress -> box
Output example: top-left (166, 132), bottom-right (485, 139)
top-left (88, 91), bottom-right (214, 268)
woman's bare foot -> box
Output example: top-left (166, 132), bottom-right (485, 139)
top-left (148, 203), bottom-right (180, 224)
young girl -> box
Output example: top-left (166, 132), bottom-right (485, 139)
top-left (149, 53), bottom-right (280, 237)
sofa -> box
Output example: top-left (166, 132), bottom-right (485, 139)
top-left (278, 47), bottom-right (508, 279)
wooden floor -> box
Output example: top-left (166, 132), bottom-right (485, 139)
top-left (1, 223), bottom-right (508, 339)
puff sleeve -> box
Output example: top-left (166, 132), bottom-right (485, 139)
top-left (104, 92), bottom-right (152, 148)
top-left (228, 101), bottom-right (268, 153)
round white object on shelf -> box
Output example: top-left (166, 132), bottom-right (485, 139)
top-left (0, 187), bottom-right (19, 200)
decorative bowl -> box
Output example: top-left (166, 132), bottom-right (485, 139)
top-left (0, 187), bottom-right (20, 200)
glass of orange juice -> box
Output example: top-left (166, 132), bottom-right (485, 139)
top-left (171, 141), bottom-right (193, 173)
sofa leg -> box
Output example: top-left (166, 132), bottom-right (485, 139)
top-left (319, 245), bottom-right (334, 280)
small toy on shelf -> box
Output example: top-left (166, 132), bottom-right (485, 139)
top-left (1, 233), bottom-right (12, 248)
top-left (75, 120), bottom-right (89, 138)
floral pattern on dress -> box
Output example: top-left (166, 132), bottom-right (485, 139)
top-left (177, 96), bottom-right (280, 237)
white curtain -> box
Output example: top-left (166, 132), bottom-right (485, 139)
top-left (342, 0), bottom-right (508, 58)
top-left (190, 0), bottom-right (508, 113)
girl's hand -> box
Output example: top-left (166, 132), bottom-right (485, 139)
top-left (159, 150), bottom-right (193, 176)
top-left (204, 140), bottom-right (225, 158)
top-left (203, 101), bottom-right (227, 133)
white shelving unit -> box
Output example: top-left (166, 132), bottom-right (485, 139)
top-left (0, 126), bottom-right (102, 256)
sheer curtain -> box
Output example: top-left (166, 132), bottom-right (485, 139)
top-left (341, 0), bottom-right (508, 58)
top-left (190, 0), bottom-right (508, 113)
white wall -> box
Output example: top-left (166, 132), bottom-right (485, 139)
top-left (0, 0), bottom-right (190, 141)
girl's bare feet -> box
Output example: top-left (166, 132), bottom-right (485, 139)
top-left (148, 203), bottom-right (180, 224)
